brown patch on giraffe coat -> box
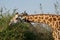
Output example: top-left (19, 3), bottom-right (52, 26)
top-left (59, 22), bottom-right (60, 25)
top-left (42, 20), bottom-right (47, 24)
top-left (35, 17), bottom-right (37, 19)
top-left (53, 18), bottom-right (56, 21)
top-left (48, 15), bottom-right (52, 17)
top-left (45, 17), bottom-right (48, 19)
top-left (33, 16), bottom-right (37, 19)
top-left (48, 18), bottom-right (52, 22)
top-left (29, 16), bottom-right (33, 19)
top-left (46, 21), bottom-right (50, 24)
top-left (37, 19), bottom-right (40, 23)
top-left (58, 18), bottom-right (60, 21)
top-left (39, 16), bottom-right (43, 19)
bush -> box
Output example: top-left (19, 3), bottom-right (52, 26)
top-left (0, 21), bottom-right (36, 40)
top-left (0, 10), bottom-right (54, 40)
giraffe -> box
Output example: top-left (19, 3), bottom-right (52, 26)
top-left (9, 13), bottom-right (60, 40)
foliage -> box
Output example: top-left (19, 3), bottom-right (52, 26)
top-left (0, 10), bottom-right (36, 40)
top-left (0, 22), bottom-right (36, 40)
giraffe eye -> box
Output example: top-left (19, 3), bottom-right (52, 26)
top-left (16, 18), bottom-right (19, 20)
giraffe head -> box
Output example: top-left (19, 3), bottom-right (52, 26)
top-left (9, 12), bottom-right (28, 25)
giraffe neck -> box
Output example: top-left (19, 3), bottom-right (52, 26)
top-left (24, 14), bottom-right (59, 29)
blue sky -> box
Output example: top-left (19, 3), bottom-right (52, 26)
top-left (0, 0), bottom-right (60, 14)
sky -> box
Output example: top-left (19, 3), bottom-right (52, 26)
top-left (0, 0), bottom-right (60, 14)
